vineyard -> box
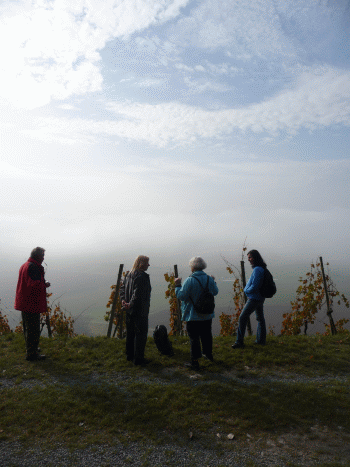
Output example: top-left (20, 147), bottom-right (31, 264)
top-left (1, 255), bottom-right (349, 339)
top-left (102, 252), bottom-right (349, 340)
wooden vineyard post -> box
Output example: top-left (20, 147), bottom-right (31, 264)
top-left (117, 301), bottom-right (124, 339)
top-left (46, 314), bottom-right (52, 338)
top-left (240, 260), bottom-right (252, 336)
top-left (319, 256), bottom-right (337, 335)
top-left (107, 264), bottom-right (124, 338)
top-left (174, 265), bottom-right (183, 336)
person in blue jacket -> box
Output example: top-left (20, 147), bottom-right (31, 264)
top-left (175, 257), bottom-right (218, 370)
top-left (232, 249), bottom-right (267, 349)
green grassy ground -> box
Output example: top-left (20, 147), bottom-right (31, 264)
top-left (0, 333), bottom-right (349, 450)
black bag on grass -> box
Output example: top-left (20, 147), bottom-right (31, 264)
top-left (153, 325), bottom-right (174, 356)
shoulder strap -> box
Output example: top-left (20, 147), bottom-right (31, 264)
top-left (189, 275), bottom-right (210, 307)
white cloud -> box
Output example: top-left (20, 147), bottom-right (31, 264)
top-left (183, 77), bottom-right (231, 93)
top-left (0, 0), bottom-right (189, 109)
top-left (137, 78), bottom-right (165, 87)
top-left (57, 104), bottom-right (80, 110)
top-left (175, 63), bottom-right (194, 72)
top-left (8, 65), bottom-right (348, 148)
top-left (172, 0), bottom-right (348, 63)
top-left (172, 0), bottom-right (296, 57)
top-left (4, 65), bottom-right (349, 149)
top-left (0, 161), bottom-right (31, 179)
top-left (111, 66), bottom-right (350, 139)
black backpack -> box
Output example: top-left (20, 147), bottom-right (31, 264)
top-left (153, 325), bottom-right (174, 356)
top-left (190, 275), bottom-right (215, 315)
top-left (260, 268), bottom-right (277, 298)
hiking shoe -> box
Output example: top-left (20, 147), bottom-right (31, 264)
top-left (203, 354), bottom-right (214, 362)
top-left (134, 358), bottom-right (151, 366)
top-left (185, 360), bottom-right (200, 371)
top-left (26, 354), bottom-right (46, 361)
top-left (231, 343), bottom-right (245, 349)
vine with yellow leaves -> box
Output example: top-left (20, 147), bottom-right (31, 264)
top-left (12, 293), bottom-right (76, 337)
top-left (281, 261), bottom-right (349, 336)
top-left (41, 293), bottom-right (76, 337)
top-left (0, 300), bottom-right (11, 335)
top-left (164, 272), bottom-right (184, 336)
top-left (219, 245), bottom-right (248, 337)
top-left (104, 272), bottom-right (126, 338)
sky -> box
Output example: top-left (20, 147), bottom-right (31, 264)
top-left (1, 0), bottom-right (350, 334)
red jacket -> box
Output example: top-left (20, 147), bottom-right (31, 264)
top-left (14, 258), bottom-right (47, 314)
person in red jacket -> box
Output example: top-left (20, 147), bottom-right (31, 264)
top-left (15, 247), bottom-right (50, 361)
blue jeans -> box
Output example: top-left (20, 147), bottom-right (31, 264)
top-left (236, 299), bottom-right (266, 345)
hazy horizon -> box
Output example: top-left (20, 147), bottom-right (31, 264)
top-left (2, 247), bottom-right (349, 336)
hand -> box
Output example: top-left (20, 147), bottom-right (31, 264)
top-left (122, 300), bottom-right (130, 309)
top-left (45, 281), bottom-right (51, 288)
top-left (174, 277), bottom-right (182, 287)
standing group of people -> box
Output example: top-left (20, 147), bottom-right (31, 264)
top-left (174, 250), bottom-right (268, 369)
top-left (15, 248), bottom-right (269, 367)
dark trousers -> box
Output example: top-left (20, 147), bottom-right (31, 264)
top-left (125, 314), bottom-right (149, 361)
top-left (22, 311), bottom-right (41, 357)
top-left (186, 319), bottom-right (213, 361)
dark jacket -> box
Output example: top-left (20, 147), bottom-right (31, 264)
top-left (14, 258), bottom-right (47, 314)
top-left (119, 270), bottom-right (151, 318)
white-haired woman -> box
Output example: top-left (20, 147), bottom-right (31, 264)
top-left (175, 257), bottom-right (218, 370)
top-left (120, 255), bottom-right (151, 365)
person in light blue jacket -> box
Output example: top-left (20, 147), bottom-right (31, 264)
top-left (175, 257), bottom-right (219, 370)
top-left (232, 249), bottom-right (267, 349)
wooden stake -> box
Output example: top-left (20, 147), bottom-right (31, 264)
top-left (45, 313), bottom-right (52, 338)
top-left (319, 257), bottom-right (337, 335)
top-left (240, 260), bottom-right (252, 336)
top-left (107, 264), bottom-right (124, 338)
top-left (174, 264), bottom-right (182, 336)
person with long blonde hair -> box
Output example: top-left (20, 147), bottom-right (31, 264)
top-left (120, 255), bottom-right (151, 365)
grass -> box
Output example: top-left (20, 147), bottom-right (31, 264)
top-left (0, 333), bottom-right (350, 450)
